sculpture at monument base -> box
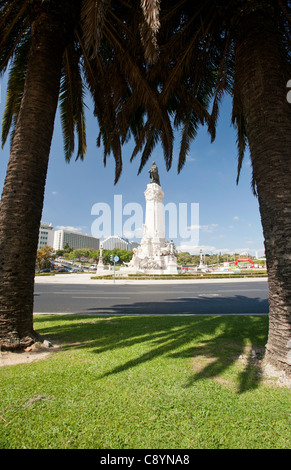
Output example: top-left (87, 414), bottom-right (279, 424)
top-left (126, 237), bottom-right (178, 275)
top-left (121, 163), bottom-right (178, 275)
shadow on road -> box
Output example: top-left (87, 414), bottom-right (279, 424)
top-left (83, 293), bottom-right (269, 315)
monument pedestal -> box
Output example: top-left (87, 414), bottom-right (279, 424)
top-left (96, 261), bottom-right (105, 274)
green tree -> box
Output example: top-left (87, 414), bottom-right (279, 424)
top-left (71, 249), bottom-right (90, 262)
top-left (0, 0), bottom-right (164, 349)
top-left (101, 249), bottom-right (112, 265)
top-left (114, 249), bottom-right (134, 264)
top-left (63, 243), bottom-right (73, 253)
top-left (55, 250), bottom-right (65, 257)
top-left (150, 1), bottom-right (291, 375)
top-left (177, 252), bottom-right (195, 266)
top-left (90, 250), bottom-right (100, 263)
top-left (36, 246), bottom-right (55, 272)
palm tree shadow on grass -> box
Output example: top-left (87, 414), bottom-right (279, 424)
top-left (93, 315), bottom-right (267, 394)
top-left (176, 340), bottom-right (265, 393)
top-left (35, 297), bottom-right (268, 394)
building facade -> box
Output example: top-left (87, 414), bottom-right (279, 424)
top-left (38, 223), bottom-right (54, 249)
top-left (102, 236), bottom-right (130, 250)
top-left (53, 229), bottom-right (99, 251)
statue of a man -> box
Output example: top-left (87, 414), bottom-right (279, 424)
top-left (149, 161), bottom-right (160, 185)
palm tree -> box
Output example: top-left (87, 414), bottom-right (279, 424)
top-left (2, 0), bottom-right (290, 378)
top-left (0, 0), bottom-right (167, 349)
top-left (146, 0), bottom-right (291, 376)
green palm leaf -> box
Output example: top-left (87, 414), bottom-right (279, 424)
top-left (59, 43), bottom-right (87, 163)
top-left (1, 33), bottom-right (30, 148)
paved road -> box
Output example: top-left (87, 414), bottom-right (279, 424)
top-left (34, 276), bottom-right (269, 315)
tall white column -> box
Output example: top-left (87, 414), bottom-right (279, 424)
top-left (144, 183), bottom-right (165, 240)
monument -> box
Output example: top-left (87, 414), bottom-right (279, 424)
top-left (96, 242), bottom-right (105, 274)
top-left (125, 162), bottom-right (178, 275)
top-left (197, 248), bottom-right (207, 272)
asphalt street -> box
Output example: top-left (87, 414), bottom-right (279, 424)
top-left (34, 276), bottom-right (269, 315)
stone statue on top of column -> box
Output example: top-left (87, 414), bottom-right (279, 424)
top-left (149, 161), bottom-right (160, 186)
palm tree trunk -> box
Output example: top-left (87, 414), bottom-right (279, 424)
top-left (0, 14), bottom-right (65, 349)
top-left (234, 9), bottom-right (291, 375)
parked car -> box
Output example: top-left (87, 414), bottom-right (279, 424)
top-left (55, 267), bottom-right (71, 273)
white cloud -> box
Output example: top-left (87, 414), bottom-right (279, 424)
top-left (231, 248), bottom-right (252, 255)
top-left (187, 224), bottom-right (218, 233)
top-left (123, 227), bottom-right (143, 239)
top-left (55, 225), bottom-right (84, 233)
top-left (233, 216), bottom-right (239, 221)
top-left (186, 155), bottom-right (197, 162)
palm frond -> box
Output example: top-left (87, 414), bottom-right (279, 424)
top-left (137, 125), bottom-right (161, 174)
top-left (207, 32), bottom-right (231, 142)
top-left (140, 0), bottom-right (161, 64)
top-left (0, 0), bottom-right (29, 33)
top-left (0, 0), bottom-right (30, 52)
top-left (81, 0), bottom-right (110, 59)
top-left (177, 113), bottom-right (198, 173)
top-left (231, 86), bottom-right (250, 190)
top-left (81, 8), bottom-right (174, 182)
top-left (111, 134), bottom-right (123, 184)
top-left (59, 44), bottom-right (87, 163)
top-left (1, 33), bottom-right (30, 148)
top-left (59, 50), bottom-right (75, 161)
top-left (0, 9), bottom-right (30, 77)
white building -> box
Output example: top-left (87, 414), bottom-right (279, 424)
top-left (38, 223), bottom-right (54, 250)
top-left (102, 236), bottom-right (130, 250)
top-left (53, 229), bottom-right (99, 251)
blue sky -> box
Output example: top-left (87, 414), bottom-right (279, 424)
top-left (0, 73), bottom-right (265, 256)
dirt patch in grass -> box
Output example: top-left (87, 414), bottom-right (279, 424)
top-left (191, 343), bottom-right (291, 389)
top-left (191, 352), bottom-right (238, 389)
top-left (0, 341), bottom-right (62, 367)
top-left (0, 319), bottom-right (120, 367)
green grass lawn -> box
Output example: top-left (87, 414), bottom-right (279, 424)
top-left (1, 314), bottom-right (290, 449)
